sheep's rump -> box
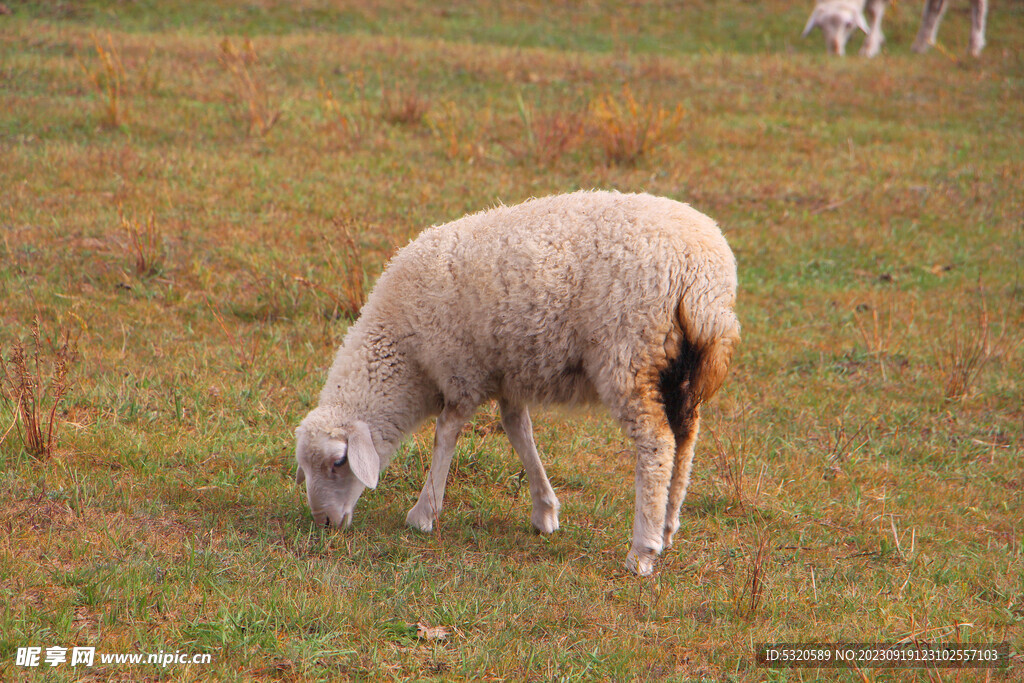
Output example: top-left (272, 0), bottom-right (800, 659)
top-left (366, 190), bottom-right (739, 413)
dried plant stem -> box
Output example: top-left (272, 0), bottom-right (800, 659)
top-left (78, 33), bottom-right (127, 127)
top-left (0, 321), bottom-right (77, 459)
top-left (218, 37), bottom-right (281, 137)
top-left (118, 205), bottom-right (163, 277)
top-left (707, 424), bottom-right (745, 510)
top-left (588, 84), bottom-right (685, 165)
top-left (937, 284), bottom-right (1023, 401)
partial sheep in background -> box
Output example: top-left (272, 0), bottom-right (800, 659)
top-left (293, 190), bottom-right (740, 577)
top-left (913, 0), bottom-right (988, 57)
top-left (802, 0), bottom-right (988, 57)
top-left (802, 0), bottom-right (887, 56)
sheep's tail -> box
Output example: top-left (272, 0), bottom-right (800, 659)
top-left (676, 295), bottom-right (740, 406)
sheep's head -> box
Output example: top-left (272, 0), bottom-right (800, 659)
top-left (802, 3), bottom-right (869, 55)
top-left (294, 418), bottom-right (380, 528)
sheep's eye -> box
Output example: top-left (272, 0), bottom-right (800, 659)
top-left (333, 456), bottom-right (348, 469)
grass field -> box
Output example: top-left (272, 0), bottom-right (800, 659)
top-left (1, 0), bottom-right (1022, 680)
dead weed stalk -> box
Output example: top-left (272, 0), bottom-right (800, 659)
top-left (588, 85), bottom-right (685, 165)
top-left (427, 102), bottom-right (485, 162)
top-left (733, 529), bottom-right (772, 620)
top-left (78, 33), bottom-right (127, 128)
top-left (207, 301), bottom-right (265, 372)
top-left (820, 416), bottom-right (871, 481)
top-left (218, 37), bottom-right (281, 137)
top-left (0, 320), bottom-right (78, 459)
top-left (852, 295), bottom-right (916, 381)
top-left (317, 76), bottom-right (373, 148)
top-left (936, 284), bottom-right (1022, 401)
top-left (512, 92), bottom-right (584, 166)
top-left (292, 217), bottom-right (370, 321)
top-left (706, 417), bottom-right (765, 511)
top-left (117, 205), bottom-right (164, 278)
top-left (380, 85), bottom-right (431, 126)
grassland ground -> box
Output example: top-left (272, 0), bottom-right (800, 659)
top-left (1, 0), bottom-right (1022, 680)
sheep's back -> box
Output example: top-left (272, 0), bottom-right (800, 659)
top-left (367, 191), bottom-right (736, 407)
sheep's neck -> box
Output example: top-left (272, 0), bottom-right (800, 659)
top-left (320, 333), bottom-right (436, 460)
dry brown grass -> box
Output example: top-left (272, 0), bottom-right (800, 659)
top-left (77, 33), bottom-right (127, 128)
top-left (511, 92), bottom-right (585, 166)
top-left (218, 37), bottom-right (282, 137)
top-left (0, 321), bottom-right (78, 459)
top-left (587, 84), bottom-right (685, 165)
top-left (117, 205), bottom-right (164, 278)
top-left (380, 85), bottom-right (431, 126)
top-left (937, 285), bottom-right (1023, 401)
top-left (292, 216), bottom-right (373, 322)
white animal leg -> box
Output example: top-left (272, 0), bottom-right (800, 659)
top-left (499, 399), bottom-right (560, 534)
top-left (861, 0), bottom-right (888, 57)
top-left (624, 411), bottom-right (677, 577)
top-left (405, 404), bottom-right (470, 532)
top-left (663, 410), bottom-right (700, 550)
top-left (968, 0), bottom-right (987, 57)
top-left (913, 0), bottom-right (949, 53)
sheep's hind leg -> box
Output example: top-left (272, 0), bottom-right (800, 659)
top-left (406, 404), bottom-right (470, 533)
top-left (912, 0), bottom-right (948, 53)
top-left (499, 399), bottom-right (560, 534)
top-left (624, 410), bottom-right (677, 577)
top-left (664, 409), bottom-right (700, 550)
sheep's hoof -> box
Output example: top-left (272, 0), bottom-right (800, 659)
top-left (625, 548), bottom-right (657, 577)
top-left (662, 522), bottom-right (679, 549)
top-left (405, 507), bottom-right (435, 533)
top-left (531, 505), bottom-right (560, 535)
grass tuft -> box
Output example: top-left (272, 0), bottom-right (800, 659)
top-left (733, 529), bottom-right (771, 620)
top-left (587, 84), bottom-right (685, 165)
top-left (77, 33), bottom-right (127, 128)
top-left (0, 320), bottom-right (78, 460)
top-left (218, 37), bottom-right (282, 138)
top-left (380, 85), bottom-right (431, 126)
top-left (936, 284), bottom-right (1023, 401)
top-left (117, 204), bottom-right (164, 278)
top-left (512, 92), bottom-right (585, 166)
top-left (852, 295), bottom-right (915, 381)
top-left (293, 216), bottom-right (372, 322)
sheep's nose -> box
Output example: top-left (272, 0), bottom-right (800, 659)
top-left (313, 511), bottom-right (329, 527)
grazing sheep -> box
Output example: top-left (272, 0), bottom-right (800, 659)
top-left (801, 0), bottom-right (886, 56)
top-left (803, 0), bottom-right (988, 57)
top-left (293, 190), bottom-right (740, 576)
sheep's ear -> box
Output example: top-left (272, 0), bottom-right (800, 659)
top-left (855, 12), bottom-right (870, 34)
top-left (802, 11), bottom-right (820, 37)
top-left (347, 421), bottom-right (380, 490)
top-left (295, 466), bottom-right (306, 485)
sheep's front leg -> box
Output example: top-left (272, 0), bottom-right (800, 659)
top-left (860, 0), bottom-right (887, 57)
top-left (406, 405), bottom-right (470, 532)
top-left (912, 0), bottom-right (948, 53)
top-left (625, 413), bottom-right (677, 577)
top-left (968, 0), bottom-right (987, 57)
top-left (499, 399), bottom-right (560, 534)
top-left (663, 409), bottom-right (700, 550)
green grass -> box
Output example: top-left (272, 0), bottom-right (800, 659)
top-left (2, 0), bottom-right (1023, 680)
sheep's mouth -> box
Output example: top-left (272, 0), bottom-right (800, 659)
top-left (312, 508), bottom-right (353, 528)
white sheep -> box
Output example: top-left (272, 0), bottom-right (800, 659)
top-left (802, 0), bottom-right (887, 56)
top-left (293, 190), bottom-right (740, 576)
top-left (802, 0), bottom-right (988, 57)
